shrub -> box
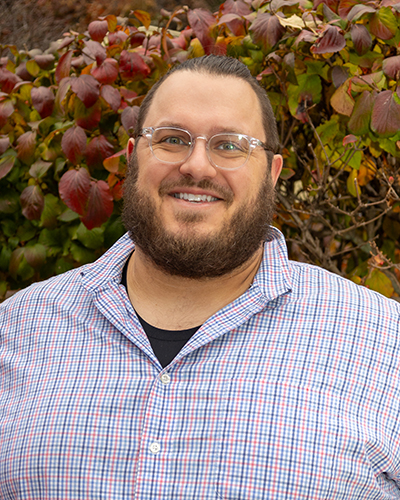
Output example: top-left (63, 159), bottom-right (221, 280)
top-left (0, 1), bottom-right (399, 300)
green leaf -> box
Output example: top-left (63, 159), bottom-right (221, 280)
top-left (70, 242), bottom-right (96, 265)
top-left (40, 194), bottom-right (62, 229)
top-left (76, 222), bottom-right (104, 250)
top-left (0, 246), bottom-right (12, 272)
top-left (347, 168), bottom-right (360, 197)
top-left (38, 227), bottom-right (64, 256)
top-left (316, 117), bottom-right (340, 145)
top-left (54, 257), bottom-right (74, 275)
top-left (365, 269), bottom-right (394, 298)
top-left (16, 220), bottom-right (37, 242)
top-left (288, 73), bottom-right (322, 118)
top-left (0, 191), bottom-right (20, 213)
top-left (58, 208), bottom-right (80, 222)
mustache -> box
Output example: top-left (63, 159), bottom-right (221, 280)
top-left (158, 177), bottom-right (234, 204)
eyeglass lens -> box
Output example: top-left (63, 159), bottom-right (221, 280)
top-left (150, 128), bottom-right (251, 169)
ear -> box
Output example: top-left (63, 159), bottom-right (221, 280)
top-left (126, 137), bottom-right (135, 161)
top-left (270, 154), bottom-right (283, 187)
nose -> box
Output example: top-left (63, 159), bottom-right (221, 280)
top-left (178, 136), bottom-right (217, 180)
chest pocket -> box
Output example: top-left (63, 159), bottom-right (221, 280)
top-left (214, 380), bottom-right (373, 500)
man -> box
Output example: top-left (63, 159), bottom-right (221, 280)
top-left (0, 55), bottom-right (400, 499)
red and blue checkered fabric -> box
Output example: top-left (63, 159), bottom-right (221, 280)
top-left (1, 228), bottom-right (400, 499)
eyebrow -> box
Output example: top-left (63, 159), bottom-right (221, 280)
top-left (153, 122), bottom-right (252, 136)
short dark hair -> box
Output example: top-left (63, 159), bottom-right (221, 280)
top-left (134, 55), bottom-right (280, 153)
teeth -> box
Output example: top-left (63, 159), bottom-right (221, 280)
top-left (174, 193), bottom-right (218, 203)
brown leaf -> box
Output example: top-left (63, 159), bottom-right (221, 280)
top-left (0, 68), bottom-right (22, 94)
top-left (34, 54), bottom-right (55, 70)
top-left (220, 0), bottom-right (251, 35)
top-left (59, 167), bottom-right (91, 215)
top-left (108, 31), bottom-right (128, 45)
top-left (369, 9), bottom-right (396, 40)
top-left (91, 58), bottom-right (119, 85)
top-left (371, 90), bottom-right (400, 136)
top-left (348, 90), bottom-right (375, 135)
top-left (61, 126), bottom-right (87, 164)
top-left (347, 4), bottom-right (376, 21)
top-left (119, 51), bottom-right (151, 80)
top-left (250, 13), bottom-right (285, 52)
top-left (0, 135), bottom-right (10, 155)
top-left (338, 0), bottom-right (359, 18)
top-left (0, 99), bottom-right (14, 128)
top-left (83, 40), bottom-right (107, 66)
top-left (31, 86), bottom-right (55, 118)
top-left (0, 155), bottom-right (15, 180)
top-left (86, 135), bottom-right (114, 168)
top-left (121, 106), bottom-right (139, 136)
top-left (20, 185), bottom-right (45, 220)
top-left (55, 50), bottom-right (73, 84)
top-left (187, 9), bottom-right (216, 54)
top-left (74, 100), bottom-right (102, 130)
top-left (17, 131), bottom-right (36, 164)
top-left (70, 74), bottom-right (100, 108)
top-left (24, 244), bottom-right (46, 268)
top-left (351, 24), bottom-right (372, 56)
top-left (311, 25), bottom-right (346, 54)
top-left (382, 55), bottom-right (400, 80)
top-left (81, 180), bottom-right (114, 229)
top-left (88, 20), bottom-right (108, 42)
top-left (100, 85), bottom-right (121, 112)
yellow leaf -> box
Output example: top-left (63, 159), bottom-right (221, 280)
top-left (365, 269), bottom-right (394, 298)
top-left (26, 60), bottom-right (41, 77)
top-left (347, 168), bottom-right (360, 197)
top-left (134, 10), bottom-right (151, 30)
top-left (357, 156), bottom-right (376, 186)
top-left (189, 38), bottom-right (205, 58)
top-left (330, 80), bottom-right (355, 116)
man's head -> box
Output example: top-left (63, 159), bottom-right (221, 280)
top-left (122, 55), bottom-right (283, 279)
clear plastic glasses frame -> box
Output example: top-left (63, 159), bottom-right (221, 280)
top-left (137, 126), bottom-right (273, 171)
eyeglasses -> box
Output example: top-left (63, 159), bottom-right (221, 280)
top-left (137, 126), bottom-right (273, 171)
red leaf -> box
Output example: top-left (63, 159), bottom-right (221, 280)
top-left (0, 99), bottom-right (14, 128)
top-left (81, 180), bottom-right (114, 229)
top-left (311, 25), bottom-right (346, 54)
top-left (0, 68), bottom-right (22, 94)
top-left (347, 4), bottom-right (376, 21)
top-left (220, 0), bottom-right (251, 36)
top-left (34, 54), bottom-right (55, 70)
top-left (383, 55), bottom-right (400, 80)
top-left (100, 85), bottom-right (121, 111)
top-left (91, 58), bottom-right (119, 85)
top-left (108, 31), bottom-right (129, 45)
top-left (0, 135), bottom-right (10, 155)
top-left (130, 31), bottom-right (146, 48)
top-left (20, 185), bottom-right (44, 220)
top-left (369, 11), bottom-right (396, 40)
top-left (15, 62), bottom-right (33, 81)
top-left (59, 168), bottom-right (91, 215)
top-left (31, 86), bottom-right (55, 118)
top-left (350, 24), bottom-right (372, 56)
top-left (313, 0), bottom-right (339, 10)
top-left (348, 90), bottom-right (375, 135)
top-left (57, 36), bottom-right (74, 51)
top-left (86, 135), bottom-right (114, 168)
top-left (371, 90), bottom-right (400, 136)
top-left (187, 9), bottom-right (216, 54)
top-left (121, 106), bottom-right (139, 135)
top-left (119, 51), bottom-right (151, 80)
top-left (88, 20), bottom-right (108, 42)
top-left (75, 100), bottom-right (102, 130)
top-left (70, 74), bottom-right (100, 108)
top-left (16, 131), bottom-right (36, 164)
top-left (120, 88), bottom-right (137, 102)
top-left (343, 134), bottom-right (358, 145)
top-left (83, 40), bottom-right (107, 66)
top-left (55, 50), bottom-right (73, 84)
top-left (0, 155), bottom-right (15, 180)
top-left (338, 0), bottom-right (363, 18)
top-left (61, 126), bottom-right (87, 164)
top-left (250, 13), bottom-right (285, 52)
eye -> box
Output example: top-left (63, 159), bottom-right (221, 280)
top-left (163, 136), bottom-right (187, 145)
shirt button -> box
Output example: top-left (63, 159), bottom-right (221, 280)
top-left (149, 441), bottom-right (161, 454)
top-left (160, 373), bottom-right (171, 384)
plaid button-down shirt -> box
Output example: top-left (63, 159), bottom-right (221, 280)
top-left (1, 228), bottom-right (400, 499)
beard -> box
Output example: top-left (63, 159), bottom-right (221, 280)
top-left (122, 151), bottom-right (277, 279)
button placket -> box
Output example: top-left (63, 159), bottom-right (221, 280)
top-left (149, 441), bottom-right (161, 454)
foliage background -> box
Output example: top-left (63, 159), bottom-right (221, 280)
top-left (0, 0), bottom-right (400, 301)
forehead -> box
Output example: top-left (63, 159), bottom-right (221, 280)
top-left (144, 71), bottom-right (264, 138)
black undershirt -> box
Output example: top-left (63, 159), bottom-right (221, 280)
top-left (121, 258), bottom-right (200, 367)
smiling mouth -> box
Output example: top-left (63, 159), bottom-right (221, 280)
top-left (173, 193), bottom-right (220, 203)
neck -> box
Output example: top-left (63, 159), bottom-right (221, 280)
top-left (126, 245), bottom-right (264, 330)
